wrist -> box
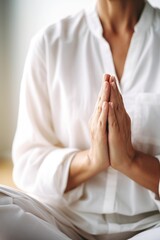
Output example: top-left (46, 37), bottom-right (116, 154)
top-left (118, 149), bottom-right (138, 174)
top-left (87, 149), bottom-right (110, 175)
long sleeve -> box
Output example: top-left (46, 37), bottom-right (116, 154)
top-left (12, 34), bottom-right (84, 205)
top-left (11, 4), bottom-right (160, 234)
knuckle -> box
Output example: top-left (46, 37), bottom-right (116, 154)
top-left (98, 120), bottom-right (103, 128)
top-left (111, 120), bottom-right (118, 128)
top-left (98, 105), bottom-right (102, 113)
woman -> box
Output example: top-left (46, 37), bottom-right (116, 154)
top-left (0, 0), bottom-right (160, 239)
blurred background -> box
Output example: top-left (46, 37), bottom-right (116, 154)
top-left (0, 0), bottom-right (160, 187)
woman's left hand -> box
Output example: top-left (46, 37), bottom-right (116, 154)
top-left (108, 76), bottom-right (136, 172)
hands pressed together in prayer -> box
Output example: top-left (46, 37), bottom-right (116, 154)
top-left (88, 74), bottom-right (135, 174)
top-left (66, 74), bottom-right (159, 194)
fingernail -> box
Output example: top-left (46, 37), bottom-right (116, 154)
top-left (111, 76), bottom-right (115, 82)
top-left (103, 73), bottom-right (110, 81)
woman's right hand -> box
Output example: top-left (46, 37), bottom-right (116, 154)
top-left (65, 74), bottom-right (111, 192)
top-left (88, 74), bottom-right (111, 174)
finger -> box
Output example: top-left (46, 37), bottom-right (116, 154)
top-left (110, 82), bottom-right (126, 135)
top-left (110, 76), bottom-right (124, 109)
top-left (110, 76), bottom-right (119, 104)
top-left (103, 73), bottom-right (111, 83)
top-left (95, 81), bottom-right (110, 121)
top-left (95, 78), bottom-right (107, 110)
top-left (110, 79), bottom-right (121, 114)
top-left (110, 77), bottom-right (125, 125)
top-left (98, 76), bottom-right (110, 105)
top-left (103, 80), bottom-right (110, 102)
top-left (97, 73), bottom-right (111, 106)
top-left (98, 101), bottom-right (109, 133)
top-left (108, 102), bottom-right (119, 134)
top-left (90, 74), bottom-right (111, 132)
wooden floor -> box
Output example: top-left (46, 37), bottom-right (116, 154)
top-left (0, 159), bottom-right (16, 188)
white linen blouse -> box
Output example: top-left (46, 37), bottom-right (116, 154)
top-left (12, 2), bottom-right (160, 235)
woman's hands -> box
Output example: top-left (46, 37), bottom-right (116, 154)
top-left (65, 74), bottom-right (112, 192)
top-left (108, 76), bottom-right (136, 172)
top-left (88, 74), bottom-right (110, 174)
top-left (89, 74), bottom-right (136, 174)
top-left (107, 76), bottom-right (160, 195)
top-left (66, 74), bottom-right (160, 194)
top-left (88, 74), bottom-right (160, 195)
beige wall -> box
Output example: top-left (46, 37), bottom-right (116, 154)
top-left (0, 0), bottom-right (159, 159)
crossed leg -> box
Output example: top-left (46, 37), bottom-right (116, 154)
top-left (0, 185), bottom-right (159, 240)
top-left (128, 226), bottom-right (160, 240)
top-left (0, 186), bottom-right (85, 240)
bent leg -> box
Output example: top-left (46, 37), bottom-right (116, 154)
top-left (0, 185), bottom-right (81, 240)
top-left (128, 226), bottom-right (160, 240)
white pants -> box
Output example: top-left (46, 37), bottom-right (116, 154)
top-left (0, 186), bottom-right (159, 240)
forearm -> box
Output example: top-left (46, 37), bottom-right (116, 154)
top-left (108, 78), bottom-right (160, 195)
top-left (120, 151), bottom-right (160, 195)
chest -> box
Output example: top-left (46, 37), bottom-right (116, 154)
top-left (104, 31), bottom-right (133, 82)
top-left (48, 32), bottom-right (160, 150)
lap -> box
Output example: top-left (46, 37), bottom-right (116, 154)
top-left (0, 185), bottom-right (83, 240)
top-left (0, 185), bottom-right (159, 240)
top-left (128, 227), bottom-right (160, 240)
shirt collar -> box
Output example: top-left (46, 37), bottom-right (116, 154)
top-left (134, 1), bottom-right (154, 33)
top-left (87, 1), bottom-right (154, 38)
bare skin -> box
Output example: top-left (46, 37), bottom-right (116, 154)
top-left (97, 0), bottom-right (145, 81)
top-left (65, 74), bottom-right (111, 192)
top-left (108, 76), bottom-right (160, 194)
top-left (65, 0), bottom-right (160, 195)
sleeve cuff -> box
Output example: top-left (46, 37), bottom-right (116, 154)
top-left (38, 148), bottom-right (84, 204)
